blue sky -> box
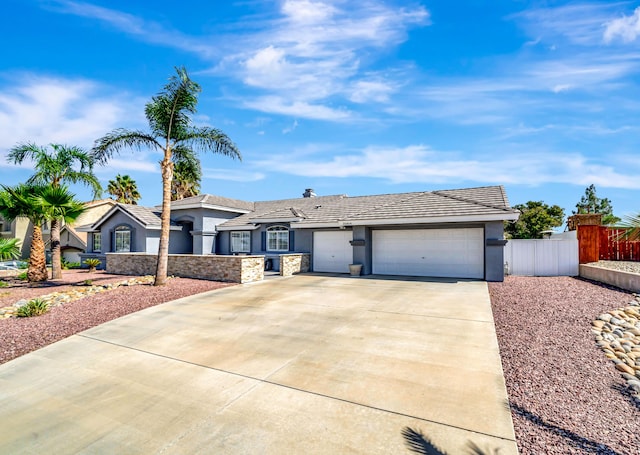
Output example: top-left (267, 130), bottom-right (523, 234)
top-left (2, 0), bottom-right (640, 223)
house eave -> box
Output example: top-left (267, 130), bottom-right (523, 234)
top-left (216, 225), bottom-right (261, 232)
top-left (248, 217), bottom-right (303, 224)
top-left (293, 212), bottom-right (520, 229)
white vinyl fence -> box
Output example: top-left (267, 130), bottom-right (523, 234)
top-left (504, 239), bottom-right (579, 276)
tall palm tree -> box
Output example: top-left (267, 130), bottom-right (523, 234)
top-left (171, 154), bottom-right (201, 201)
top-left (0, 184), bottom-right (49, 282)
top-left (92, 67), bottom-right (241, 285)
top-left (7, 143), bottom-right (102, 279)
top-left (108, 174), bottom-right (141, 204)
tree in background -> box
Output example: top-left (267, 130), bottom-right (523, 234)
top-left (574, 184), bottom-right (620, 225)
top-left (92, 67), bottom-right (241, 286)
top-left (171, 152), bottom-right (202, 200)
top-left (108, 174), bottom-right (141, 204)
top-left (0, 184), bottom-right (50, 281)
top-left (7, 143), bottom-right (101, 279)
top-left (505, 201), bottom-right (565, 239)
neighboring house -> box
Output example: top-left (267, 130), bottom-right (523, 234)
top-left (0, 214), bottom-right (33, 259)
top-left (44, 199), bottom-right (117, 263)
top-left (80, 185), bottom-right (519, 281)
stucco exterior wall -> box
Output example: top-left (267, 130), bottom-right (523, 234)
top-left (96, 212), bottom-right (146, 253)
top-left (106, 253), bottom-right (264, 283)
top-left (484, 221), bottom-right (506, 282)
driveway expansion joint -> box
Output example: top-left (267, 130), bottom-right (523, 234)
top-left (76, 333), bottom-right (516, 444)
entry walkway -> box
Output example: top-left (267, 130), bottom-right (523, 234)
top-left (0, 275), bottom-right (518, 454)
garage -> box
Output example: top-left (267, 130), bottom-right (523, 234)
top-left (372, 228), bottom-right (484, 279)
top-left (313, 230), bottom-right (353, 273)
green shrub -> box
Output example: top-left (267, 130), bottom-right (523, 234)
top-left (83, 258), bottom-right (101, 272)
top-left (17, 298), bottom-right (49, 317)
top-left (83, 279), bottom-right (93, 286)
top-left (17, 261), bottom-right (28, 269)
top-left (0, 280), bottom-right (7, 288)
top-left (67, 262), bottom-right (81, 269)
top-left (17, 271), bottom-right (28, 281)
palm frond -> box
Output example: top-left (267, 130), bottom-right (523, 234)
top-left (92, 129), bottom-right (162, 164)
top-left (0, 238), bottom-right (21, 261)
top-left (618, 212), bottom-right (640, 241)
top-left (145, 67), bottom-right (201, 139)
top-left (177, 127), bottom-right (242, 160)
top-left (7, 142), bottom-right (46, 165)
top-left (34, 186), bottom-right (86, 223)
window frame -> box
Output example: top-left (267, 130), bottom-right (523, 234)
top-left (114, 225), bottom-right (131, 252)
top-left (266, 225), bottom-right (289, 252)
top-left (92, 232), bottom-right (102, 253)
top-left (230, 231), bottom-right (251, 253)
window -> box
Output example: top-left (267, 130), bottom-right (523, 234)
top-left (266, 226), bottom-right (289, 251)
top-left (231, 231), bottom-right (250, 253)
top-left (115, 226), bottom-right (131, 252)
top-left (93, 232), bottom-right (102, 252)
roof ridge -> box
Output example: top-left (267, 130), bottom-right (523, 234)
top-left (342, 191), bottom-right (429, 221)
top-left (431, 189), bottom-right (511, 212)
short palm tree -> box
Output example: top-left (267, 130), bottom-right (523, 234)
top-left (92, 67), bottom-right (241, 285)
top-left (108, 174), bottom-right (141, 204)
top-left (7, 143), bottom-right (102, 279)
top-left (0, 238), bottom-right (21, 261)
top-left (0, 184), bottom-right (49, 282)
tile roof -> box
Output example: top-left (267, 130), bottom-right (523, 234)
top-left (218, 186), bottom-right (518, 229)
top-left (166, 194), bottom-right (254, 212)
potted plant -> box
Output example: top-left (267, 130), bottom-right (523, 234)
top-left (348, 263), bottom-right (362, 277)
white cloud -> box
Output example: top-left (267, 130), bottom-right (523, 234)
top-left (255, 144), bottom-right (640, 189)
top-left (512, 3), bottom-right (623, 46)
top-left (46, 0), bottom-right (216, 58)
top-left (349, 80), bottom-right (395, 103)
top-left (282, 0), bottom-right (338, 24)
top-left (244, 96), bottom-right (351, 121)
top-left (0, 75), bottom-right (143, 155)
top-left (202, 168), bottom-right (265, 182)
top-left (282, 119), bottom-right (299, 134)
top-left (604, 7), bottom-right (640, 43)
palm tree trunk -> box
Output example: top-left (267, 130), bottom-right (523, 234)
top-left (27, 224), bottom-right (48, 282)
top-left (154, 158), bottom-right (173, 286)
top-left (50, 218), bottom-right (62, 279)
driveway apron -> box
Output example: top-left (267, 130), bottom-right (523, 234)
top-left (0, 274), bottom-right (518, 454)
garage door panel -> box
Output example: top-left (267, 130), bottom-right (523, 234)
top-left (313, 231), bottom-right (353, 273)
top-left (372, 228), bottom-right (484, 279)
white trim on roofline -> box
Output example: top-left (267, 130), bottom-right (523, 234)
top-left (216, 225), bottom-right (261, 231)
top-left (248, 217), bottom-right (303, 224)
top-left (167, 203), bottom-right (252, 214)
top-left (290, 213), bottom-right (519, 229)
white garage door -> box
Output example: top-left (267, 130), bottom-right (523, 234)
top-left (372, 228), bottom-right (484, 279)
top-left (313, 231), bottom-right (353, 273)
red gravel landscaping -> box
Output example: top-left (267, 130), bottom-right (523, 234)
top-left (0, 270), bottom-right (233, 365)
top-left (489, 276), bottom-right (640, 455)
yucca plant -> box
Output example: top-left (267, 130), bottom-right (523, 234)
top-left (17, 298), bottom-right (49, 317)
top-left (83, 258), bottom-right (101, 273)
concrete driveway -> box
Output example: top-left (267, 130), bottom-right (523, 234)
top-left (0, 274), bottom-right (518, 454)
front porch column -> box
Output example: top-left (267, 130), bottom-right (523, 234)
top-left (191, 230), bottom-right (217, 254)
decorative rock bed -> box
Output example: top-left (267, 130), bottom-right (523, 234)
top-left (0, 275), bottom-right (155, 318)
top-left (591, 294), bottom-right (640, 404)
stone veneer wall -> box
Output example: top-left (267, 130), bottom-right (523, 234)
top-left (106, 253), bottom-right (264, 284)
top-left (280, 253), bottom-right (310, 277)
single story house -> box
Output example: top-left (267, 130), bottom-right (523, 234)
top-left (79, 186), bottom-right (519, 281)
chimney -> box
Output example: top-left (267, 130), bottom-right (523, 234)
top-left (302, 188), bottom-right (316, 198)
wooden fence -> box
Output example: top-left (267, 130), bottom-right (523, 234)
top-left (578, 226), bottom-right (640, 263)
top-left (599, 228), bottom-right (640, 261)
